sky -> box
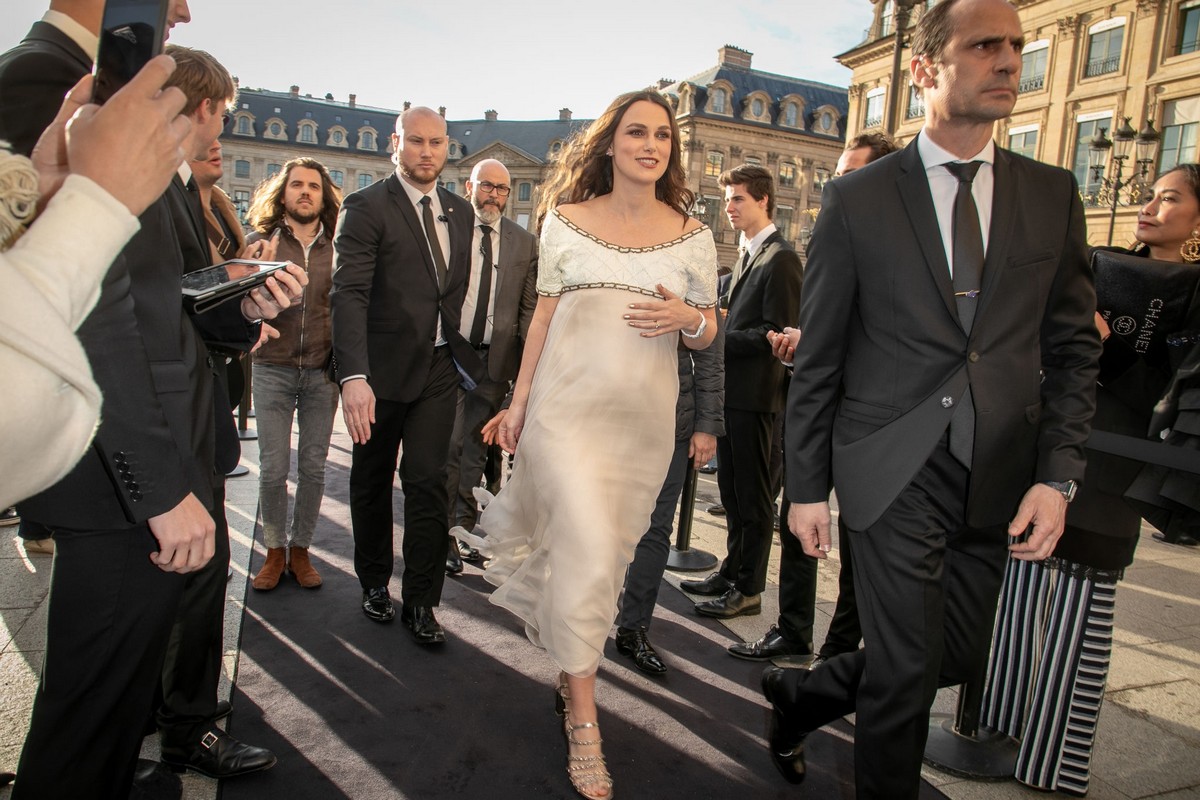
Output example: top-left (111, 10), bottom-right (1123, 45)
top-left (2, 0), bottom-right (872, 120)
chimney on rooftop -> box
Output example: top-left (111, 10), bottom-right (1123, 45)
top-left (325, 92), bottom-right (333, 101)
top-left (438, 106), bottom-right (446, 117)
top-left (484, 109), bottom-right (498, 121)
top-left (349, 93), bottom-right (357, 108)
top-left (559, 108), bottom-right (572, 121)
top-left (657, 78), bottom-right (674, 90)
top-left (290, 84), bottom-right (299, 97)
top-left (403, 101), bottom-right (411, 111)
top-left (717, 45), bottom-right (753, 69)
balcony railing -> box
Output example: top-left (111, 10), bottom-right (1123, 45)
top-left (906, 100), bottom-right (925, 119)
top-left (863, 115), bottom-right (883, 129)
top-left (1018, 74), bottom-right (1045, 93)
top-left (1178, 37), bottom-right (1199, 56)
top-left (1084, 56), bottom-right (1120, 77)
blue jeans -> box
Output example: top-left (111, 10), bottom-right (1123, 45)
top-left (253, 363), bottom-right (339, 549)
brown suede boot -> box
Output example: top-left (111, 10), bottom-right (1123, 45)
top-left (288, 547), bottom-right (322, 589)
top-left (252, 547), bottom-right (286, 591)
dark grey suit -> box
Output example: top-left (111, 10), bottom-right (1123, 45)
top-left (777, 138), bottom-right (1101, 797)
top-left (446, 216), bottom-right (538, 530)
top-left (331, 173), bottom-right (474, 604)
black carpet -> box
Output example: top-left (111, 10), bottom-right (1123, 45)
top-left (225, 440), bottom-right (949, 799)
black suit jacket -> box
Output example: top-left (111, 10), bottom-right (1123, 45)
top-left (330, 173), bottom-right (476, 400)
top-left (786, 138), bottom-right (1101, 531)
top-left (0, 21), bottom-right (91, 156)
top-left (483, 216), bottom-right (538, 382)
top-left (724, 230), bottom-right (803, 413)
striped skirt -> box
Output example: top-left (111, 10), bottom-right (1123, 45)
top-left (981, 556), bottom-right (1119, 796)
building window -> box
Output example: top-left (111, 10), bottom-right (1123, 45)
top-left (333, 130), bottom-right (344, 145)
top-left (1008, 126), bottom-right (1038, 159)
top-left (711, 88), bottom-right (728, 114)
top-left (518, 182), bottom-right (532, 202)
top-left (864, 88), bottom-right (885, 129)
top-left (820, 110), bottom-right (835, 132)
top-left (358, 172), bottom-right (373, 189)
top-left (813, 168), bottom-right (831, 193)
top-left (751, 98), bottom-right (765, 117)
top-left (779, 162), bottom-right (796, 188)
top-left (236, 116), bottom-right (251, 135)
top-left (233, 190), bottom-right (250, 222)
top-left (705, 151), bottom-right (724, 177)
top-left (1073, 114), bottom-right (1112, 199)
top-left (1159, 96), bottom-right (1200, 172)
top-left (360, 132), bottom-right (375, 150)
top-left (234, 159), bottom-right (250, 179)
top-left (444, 181), bottom-right (456, 195)
top-left (449, 142), bottom-right (459, 158)
top-left (906, 85), bottom-right (925, 119)
top-left (776, 206), bottom-right (794, 242)
top-left (784, 102), bottom-right (799, 127)
top-left (269, 121), bottom-right (282, 137)
top-left (266, 163), bottom-right (282, 179)
top-left (744, 155), bottom-right (761, 166)
top-left (1180, 2), bottom-right (1200, 55)
top-left (1084, 20), bottom-right (1125, 77)
top-left (299, 123), bottom-right (316, 144)
top-left (1020, 41), bottom-right (1049, 93)
top-left (329, 170), bottom-right (344, 188)
top-left (880, 0), bottom-right (894, 36)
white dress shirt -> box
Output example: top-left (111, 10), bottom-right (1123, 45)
top-left (458, 218), bottom-right (500, 344)
top-left (917, 131), bottom-right (995, 277)
top-left (397, 170), bottom-right (450, 344)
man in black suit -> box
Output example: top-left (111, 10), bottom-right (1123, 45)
top-left (762, 1), bottom-right (1101, 795)
top-left (444, 158), bottom-right (537, 574)
top-left (331, 106), bottom-right (477, 643)
top-left (684, 165), bottom-right (803, 629)
top-left (154, 44), bottom-right (279, 780)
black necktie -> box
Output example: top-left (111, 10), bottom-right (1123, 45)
top-left (419, 196), bottom-right (448, 288)
top-left (469, 225), bottom-right (494, 347)
top-left (944, 161), bottom-right (984, 468)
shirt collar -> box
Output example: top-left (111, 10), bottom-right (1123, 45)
top-left (917, 129), bottom-right (995, 170)
top-left (177, 162), bottom-right (194, 185)
top-left (396, 170), bottom-right (437, 207)
top-left (744, 222), bottom-right (777, 258)
top-left (42, 10), bottom-right (98, 62)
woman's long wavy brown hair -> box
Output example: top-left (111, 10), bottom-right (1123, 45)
top-left (535, 90), bottom-right (694, 230)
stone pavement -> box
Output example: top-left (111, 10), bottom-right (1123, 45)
top-left (2, 414), bottom-right (1198, 799)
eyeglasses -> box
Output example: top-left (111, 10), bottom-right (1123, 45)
top-left (476, 181), bottom-right (511, 197)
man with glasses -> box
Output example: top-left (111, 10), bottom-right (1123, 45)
top-left (444, 159), bottom-right (538, 574)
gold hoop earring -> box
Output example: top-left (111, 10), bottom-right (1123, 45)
top-left (1182, 230), bottom-right (1200, 263)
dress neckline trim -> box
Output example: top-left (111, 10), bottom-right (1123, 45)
top-left (551, 208), bottom-right (710, 253)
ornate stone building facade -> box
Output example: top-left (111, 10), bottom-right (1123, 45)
top-left (660, 46), bottom-right (849, 265)
top-left (837, 0), bottom-right (1200, 246)
top-left (218, 46), bottom-right (850, 264)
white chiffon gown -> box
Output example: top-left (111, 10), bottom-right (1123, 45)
top-left (452, 209), bottom-right (718, 677)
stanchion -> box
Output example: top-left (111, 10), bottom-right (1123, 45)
top-left (237, 354), bottom-right (256, 440)
top-left (923, 656), bottom-right (1017, 779)
top-left (665, 465), bottom-right (718, 571)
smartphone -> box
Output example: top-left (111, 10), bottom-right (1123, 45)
top-left (91, 0), bottom-right (169, 104)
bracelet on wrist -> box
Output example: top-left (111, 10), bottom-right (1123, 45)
top-left (681, 310), bottom-right (707, 339)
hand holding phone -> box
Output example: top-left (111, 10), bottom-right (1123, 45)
top-left (92, 0), bottom-right (169, 104)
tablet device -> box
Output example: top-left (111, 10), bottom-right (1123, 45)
top-left (181, 259), bottom-right (289, 314)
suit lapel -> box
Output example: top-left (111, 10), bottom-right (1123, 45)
top-left (730, 229), bottom-right (781, 305)
top-left (896, 138), bottom-right (957, 325)
top-left (976, 149), bottom-right (1016, 325)
top-left (171, 174), bottom-right (209, 260)
top-left (493, 218), bottom-right (513, 302)
top-left (387, 174), bottom-right (438, 287)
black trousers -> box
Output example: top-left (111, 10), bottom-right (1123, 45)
top-left (157, 481), bottom-right (231, 747)
top-left (716, 407), bottom-right (777, 596)
top-left (14, 527), bottom-right (185, 800)
top-left (819, 516), bottom-right (863, 658)
top-left (618, 433), bottom-right (692, 630)
top-left (776, 494), bottom-right (817, 649)
top-left (775, 440), bottom-right (1009, 799)
top-left (350, 346), bottom-right (458, 605)
top-left (445, 349), bottom-right (510, 530)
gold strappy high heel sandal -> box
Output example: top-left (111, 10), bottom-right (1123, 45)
top-left (555, 675), bottom-right (613, 800)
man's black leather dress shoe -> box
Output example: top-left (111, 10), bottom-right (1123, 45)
top-left (160, 729), bottom-right (276, 779)
top-left (129, 758), bottom-right (182, 800)
top-left (728, 625), bottom-right (812, 661)
top-left (1153, 530), bottom-right (1199, 547)
top-left (456, 539), bottom-right (482, 562)
top-left (362, 587), bottom-right (395, 623)
top-left (695, 588), bottom-right (761, 619)
top-left (615, 626), bottom-right (667, 675)
top-left (679, 571), bottom-right (733, 596)
top-left (761, 667), bottom-right (806, 784)
top-left (446, 538), bottom-right (464, 575)
top-left (401, 604), bottom-right (446, 644)
top-left (706, 503), bottom-right (726, 516)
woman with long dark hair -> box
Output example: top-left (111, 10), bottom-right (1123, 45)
top-left (453, 89), bottom-right (718, 799)
top-left (982, 164), bottom-right (1200, 795)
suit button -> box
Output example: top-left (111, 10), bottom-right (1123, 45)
top-left (130, 491), bottom-right (143, 502)
top-left (968, 351), bottom-right (980, 363)
top-left (942, 396), bottom-right (954, 408)
top-left (114, 451), bottom-right (127, 464)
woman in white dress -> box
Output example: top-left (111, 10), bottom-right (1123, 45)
top-left (454, 90), bottom-right (718, 799)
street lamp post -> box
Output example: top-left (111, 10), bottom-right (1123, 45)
top-left (1088, 116), bottom-right (1162, 246)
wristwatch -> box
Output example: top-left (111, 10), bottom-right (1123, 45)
top-left (681, 311), bottom-right (707, 339)
top-left (1041, 480), bottom-right (1078, 503)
